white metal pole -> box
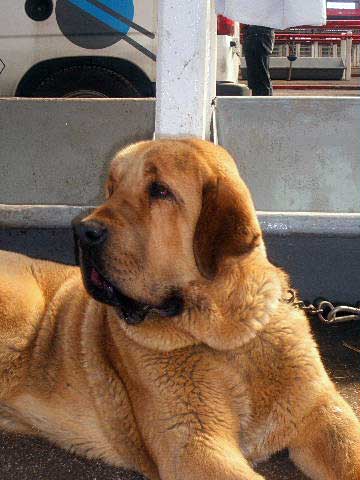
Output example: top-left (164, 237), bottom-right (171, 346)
top-left (313, 41), bottom-right (319, 58)
top-left (341, 37), bottom-right (346, 79)
top-left (206, 0), bottom-right (217, 141)
top-left (155, 0), bottom-right (215, 139)
top-left (332, 43), bottom-right (338, 58)
top-left (345, 36), bottom-right (353, 81)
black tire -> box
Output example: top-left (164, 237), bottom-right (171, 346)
top-left (32, 64), bottom-right (142, 98)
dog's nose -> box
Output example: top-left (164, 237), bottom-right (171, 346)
top-left (74, 220), bottom-right (108, 246)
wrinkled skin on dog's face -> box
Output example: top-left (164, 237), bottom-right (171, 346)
top-left (104, 143), bottom-right (202, 299)
top-left (97, 142), bottom-right (201, 298)
top-left (75, 138), bottom-right (264, 342)
top-left (76, 141), bottom-right (206, 321)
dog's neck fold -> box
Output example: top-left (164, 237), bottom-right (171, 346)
top-left (179, 252), bottom-right (283, 351)
top-left (111, 251), bottom-right (283, 353)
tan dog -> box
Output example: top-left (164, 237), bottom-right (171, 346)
top-left (0, 138), bottom-right (359, 480)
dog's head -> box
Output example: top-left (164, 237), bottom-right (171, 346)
top-left (73, 139), bottom-right (280, 350)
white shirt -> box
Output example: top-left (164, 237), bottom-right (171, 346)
top-left (216, 0), bottom-right (327, 30)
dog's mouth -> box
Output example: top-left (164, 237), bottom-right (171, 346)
top-left (79, 252), bottom-right (184, 325)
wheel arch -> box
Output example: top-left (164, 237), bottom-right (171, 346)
top-left (15, 56), bottom-right (155, 97)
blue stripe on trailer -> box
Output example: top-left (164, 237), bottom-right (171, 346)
top-left (67, 0), bottom-right (131, 34)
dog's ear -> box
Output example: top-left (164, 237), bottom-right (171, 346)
top-left (193, 176), bottom-right (261, 279)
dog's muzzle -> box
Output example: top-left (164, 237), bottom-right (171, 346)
top-left (72, 215), bottom-right (184, 325)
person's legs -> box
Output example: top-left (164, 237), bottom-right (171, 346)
top-left (244, 30), bottom-right (274, 96)
top-left (244, 35), bottom-right (257, 91)
top-left (251, 52), bottom-right (272, 96)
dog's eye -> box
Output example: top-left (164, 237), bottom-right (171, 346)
top-left (149, 182), bottom-right (174, 201)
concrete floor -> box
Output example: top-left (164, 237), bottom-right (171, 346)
top-left (273, 78), bottom-right (360, 96)
top-left (0, 318), bottom-right (358, 480)
top-left (245, 77), bottom-right (360, 96)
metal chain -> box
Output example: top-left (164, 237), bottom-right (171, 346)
top-left (286, 290), bottom-right (360, 324)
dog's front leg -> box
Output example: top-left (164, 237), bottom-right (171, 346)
top-left (156, 436), bottom-right (264, 480)
top-left (289, 392), bottom-right (360, 480)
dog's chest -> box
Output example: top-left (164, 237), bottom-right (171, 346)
top-left (137, 348), bottom-right (295, 461)
top-left (227, 347), bottom-right (308, 460)
top-left (132, 349), bottom-right (254, 439)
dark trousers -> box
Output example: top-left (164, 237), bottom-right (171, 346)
top-left (244, 27), bottom-right (275, 96)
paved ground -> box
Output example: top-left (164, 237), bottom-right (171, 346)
top-left (242, 78), bottom-right (360, 96)
top-left (273, 78), bottom-right (360, 96)
top-left (0, 318), bottom-right (358, 480)
top-left (273, 78), bottom-right (360, 87)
